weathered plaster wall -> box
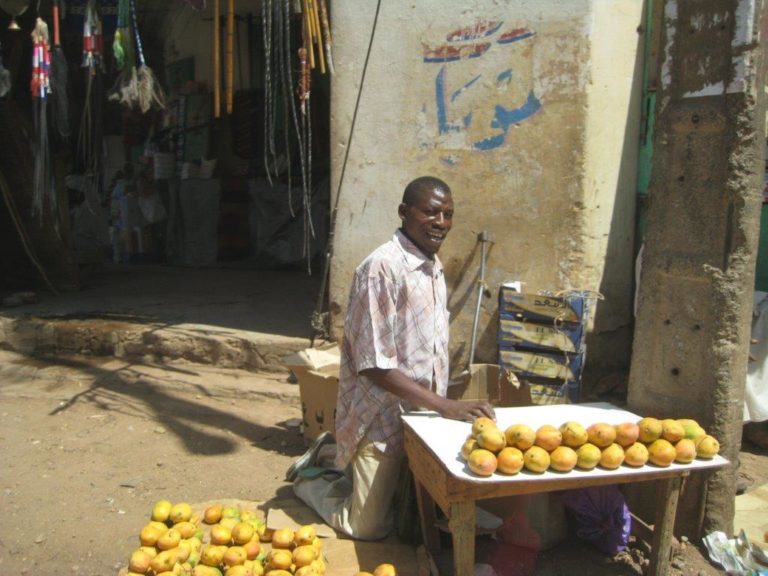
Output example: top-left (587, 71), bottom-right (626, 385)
top-left (329, 0), bottom-right (644, 381)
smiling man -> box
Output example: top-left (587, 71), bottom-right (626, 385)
top-left (288, 176), bottom-right (495, 540)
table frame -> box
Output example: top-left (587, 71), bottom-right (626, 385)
top-left (404, 421), bottom-right (714, 576)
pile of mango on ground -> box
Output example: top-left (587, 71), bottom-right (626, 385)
top-left (124, 501), bottom-right (399, 576)
top-left (461, 417), bottom-right (720, 477)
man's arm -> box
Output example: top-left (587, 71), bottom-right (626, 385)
top-left (361, 367), bottom-right (496, 421)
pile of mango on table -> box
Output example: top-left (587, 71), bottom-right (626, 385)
top-left (461, 416), bottom-right (720, 477)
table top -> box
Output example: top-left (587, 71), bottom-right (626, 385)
top-left (402, 402), bottom-right (729, 485)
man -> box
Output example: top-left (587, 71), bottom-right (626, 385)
top-left (288, 176), bottom-right (495, 540)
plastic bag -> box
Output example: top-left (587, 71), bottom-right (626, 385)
top-left (138, 192), bottom-right (167, 223)
top-left (561, 485), bottom-right (632, 556)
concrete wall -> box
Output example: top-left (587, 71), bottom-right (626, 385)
top-left (328, 0), bottom-right (645, 382)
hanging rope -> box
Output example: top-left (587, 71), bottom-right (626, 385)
top-left (0, 168), bottom-right (58, 294)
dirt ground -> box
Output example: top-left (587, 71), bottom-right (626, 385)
top-left (0, 349), bottom-right (766, 576)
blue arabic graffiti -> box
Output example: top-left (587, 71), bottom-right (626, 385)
top-left (424, 23), bottom-right (541, 151)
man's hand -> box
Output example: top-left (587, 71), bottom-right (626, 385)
top-left (361, 368), bottom-right (496, 422)
top-left (437, 398), bottom-right (496, 422)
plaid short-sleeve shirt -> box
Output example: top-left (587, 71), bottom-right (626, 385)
top-left (334, 230), bottom-right (450, 469)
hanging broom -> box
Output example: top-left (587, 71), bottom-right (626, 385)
top-left (31, 17), bottom-right (54, 220)
top-left (129, 0), bottom-right (165, 113)
top-left (50, 0), bottom-right (70, 142)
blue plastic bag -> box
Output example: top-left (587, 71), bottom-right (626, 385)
top-left (561, 485), bottom-right (632, 556)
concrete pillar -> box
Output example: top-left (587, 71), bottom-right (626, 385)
top-left (628, 0), bottom-right (766, 536)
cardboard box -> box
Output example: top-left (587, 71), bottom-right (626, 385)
top-left (498, 315), bottom-right (584, 353)
top-left (283, 347), bottom-right (340, 443)
top-left (297, 370), bottom-right (339, 443)
top-left (498, 348), bottom-right (584, 382)
top-left (526, 378), bottom-right (581, 405)
top-left (499, 286), bottom-right (585, 324)
top-left (447, 364), bottom-right (532, 407)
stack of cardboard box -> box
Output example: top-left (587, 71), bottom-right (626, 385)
top-left (497, 285), bottom-right (588, 404)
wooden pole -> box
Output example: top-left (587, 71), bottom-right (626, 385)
top-left (213, 0), bottom-right (220, 118)
top-left (226, 0), bottom-right (234, 114)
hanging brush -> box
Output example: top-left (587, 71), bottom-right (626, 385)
top-left (50, 0), bottom-right (70, 142)
top-left (129, 0), bottom-right (165, 113)
top-left (0, 40), bottom-right (10, 98)
top-left (112, 0), bottom-right (130, 70)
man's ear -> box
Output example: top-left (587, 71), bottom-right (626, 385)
top-left (398, 203), bottom-right (407, 221)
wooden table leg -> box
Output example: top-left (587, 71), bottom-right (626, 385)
top-left (449, 500), bottom-right (476, 576)
top-left (414, 477), bottom-right (441, 553)
top-left (648, 475), bottom-right (683, 576)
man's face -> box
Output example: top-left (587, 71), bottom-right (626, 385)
top-left (399, 187), bottom-right (454, 256)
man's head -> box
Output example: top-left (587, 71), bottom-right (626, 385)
top-left (398, 176), bottom-right (454, 257)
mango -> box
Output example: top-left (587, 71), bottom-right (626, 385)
top-left (204, 504), bottom-right (223, 525)
top-left (467, 448), bottom-right (497, 476)
top-left (534, 424), bottom-right (562, 452)
top-left (523, 445), bottom-right (550, 473)
top-left (696, 435), bottom-right (720, 459)
top-left (476, 428), bottom-right (506, 453)
top-left (223, 546), bottom-right (247, 567)
top-left (614, 422), bottom-right (640, 447)
top-left (674, 438), bottom-right (697, 463)
top-left (587, 422), bottom-right (616, 448)
top-left (169, 502), bottom-right (193, 524)
top-left (559, 421), bottom-right (588, 448)
top-left (129, 549), bottom-right (153, 573)
top-left (292, 545), bottom-right (317, 568)
top-left (647, 438), bottom-right (676, 467)
top-left (496, 446), bottom-right (524, 475)
top-left (661, 419), bottom-right (685, 443)
top-left (623, 442), bottom-right (649, 467)
top-left (599, 443), bottom-right (625, 469)
top-left (505, 423), bottom-right (536, 450)
top-left (549, 446), bottom-right (578, 472)
top-left (157, 527), bottom-right (182, 551)
top-left (152, 499), bottom-right (173, 523)
top-left (576, 443), bottom-right (601, 470)
top-left (460, 437), bottom-right (478, 461)
top-left (271, 528), bottom-right (295, 549)
top-left (637, 417), bottom-right (663, 443)
top-left (472, 416), bottom-right (497, 437)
